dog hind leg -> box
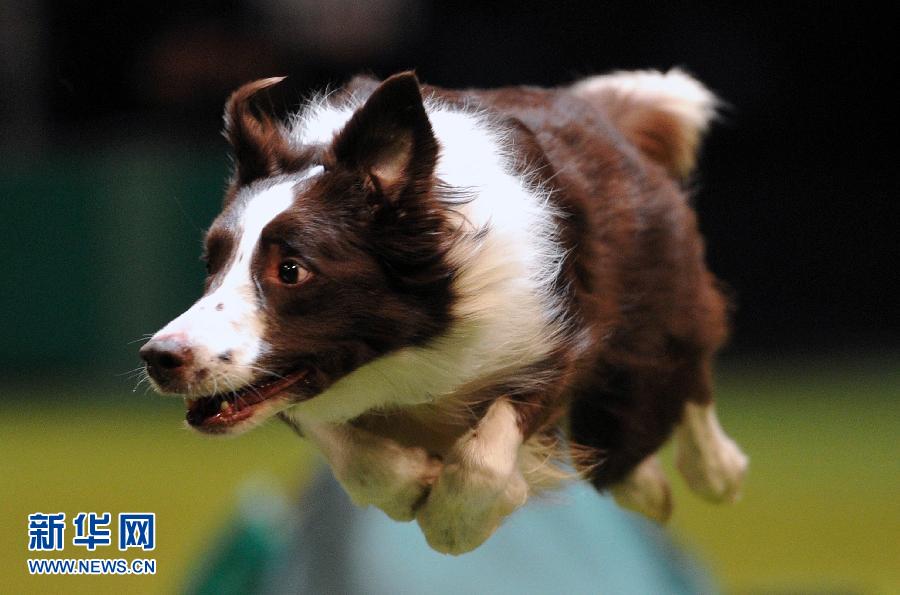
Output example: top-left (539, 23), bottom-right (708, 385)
top-left (611, 454), bottom-right (673, 522)
top-left (675, 400), bottom-right (748, 502)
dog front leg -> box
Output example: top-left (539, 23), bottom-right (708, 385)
top-left (301, 421), bottom-right (443, 522)
top-left (416, 398), bottom-right (529, 555)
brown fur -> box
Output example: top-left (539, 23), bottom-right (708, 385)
top-left (414, 79), bottom-right (730, 488)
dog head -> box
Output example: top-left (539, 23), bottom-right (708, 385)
top-left (140, 72), bottom-right (457, 434)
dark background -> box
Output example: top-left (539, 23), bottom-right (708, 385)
top-left (1, 1), bottom-right (896, 381)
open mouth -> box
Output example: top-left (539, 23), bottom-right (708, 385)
top-left (185, 369), bottom-right (309, 431)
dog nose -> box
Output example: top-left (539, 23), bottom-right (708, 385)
top-left (140, 336), bottom-right (194, 384)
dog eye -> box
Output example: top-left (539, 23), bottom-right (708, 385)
top-left (277, 259), bottom-right (309, 285)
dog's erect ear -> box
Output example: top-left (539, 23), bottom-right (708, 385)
top-left (224, 77), bottom-right (304, 186)
top-left (332, 72), bottom-right (437, 204)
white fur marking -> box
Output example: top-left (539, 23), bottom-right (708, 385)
top-left (151, 168), bottom-right (322, 394)
top-left (572, 68), bottom-right (717, 134)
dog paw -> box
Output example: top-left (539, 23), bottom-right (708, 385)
top-left (416, 462), bottom-right (528, 555)
top-left (677, 432), bottom-right (748, 503)
top-left (612, 455), bottom-right (673, 523)
top-left (337, 445), bottom-right (443, 522)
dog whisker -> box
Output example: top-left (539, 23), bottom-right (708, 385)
top-left (132, 370), bottom-right (150, 393)
top-left (118, 365), bottom-right (146, 375)
top-left (127, 334), bottom-right (155, 345)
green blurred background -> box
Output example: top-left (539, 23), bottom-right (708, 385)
top-left (2, 2), bottom-right (897, 593)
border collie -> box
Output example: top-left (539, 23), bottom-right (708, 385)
top-left (140, 69), bottom-right (748, 554)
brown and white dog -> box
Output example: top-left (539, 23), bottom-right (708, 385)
top-left (140, 69), bottom-right (748, 554)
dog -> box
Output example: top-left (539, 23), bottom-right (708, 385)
top-left (140, 69), bottom-right (748, 554)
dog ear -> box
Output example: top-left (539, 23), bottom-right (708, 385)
top-left (331, 72), bottom-right (437, 206)
top-left (224, 77), bottom-right (304, 185)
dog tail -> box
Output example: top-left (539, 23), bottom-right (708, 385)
top-left (571, 69), bottom-right (718, 179)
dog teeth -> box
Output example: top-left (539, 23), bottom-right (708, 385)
top-left (220, 400), bottom-right (232, 413)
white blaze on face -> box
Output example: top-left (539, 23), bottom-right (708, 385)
top-left (151, 167), bottom-right (322, 394)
